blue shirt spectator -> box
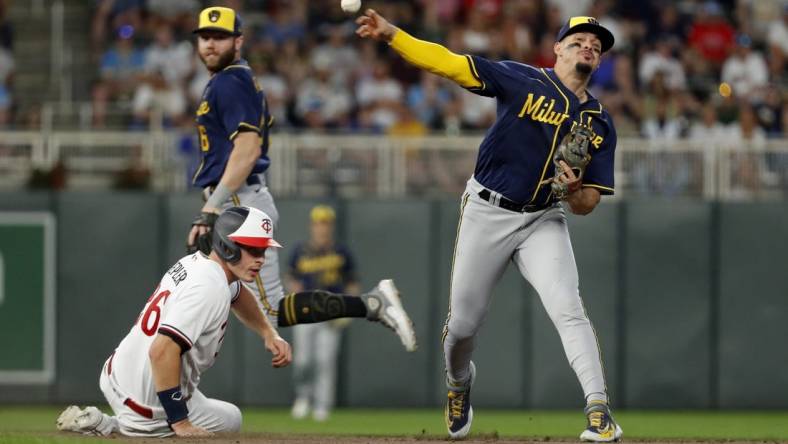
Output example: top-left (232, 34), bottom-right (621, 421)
top-left (99, 36), bottom-right (145, 81)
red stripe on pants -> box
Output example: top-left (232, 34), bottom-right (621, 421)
top-left (123, 398), bottom-right (153, 419)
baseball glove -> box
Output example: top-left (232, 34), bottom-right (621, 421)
top-left (187, 211), bottom-right (218, 254)
top-left (551, 124), bottom-right (593, 200)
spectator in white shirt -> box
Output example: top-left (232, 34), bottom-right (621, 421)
top-left (547, 0), bottom-right (593, 20)
top-left (457, 9), bottom-right (493, 54)
top-left (309, 25), bottom-right (359, 87)
top-left (356, 60), bottom-right (403, 131)
top-left (637, 96), bottom-right (690, 196)
top-left (459, 90), bottom-right (496, 130)
top-left (642, 97), bottom-right (683, 141)
top-left (132, 66), bottom-right (187, 125)
top-left (689, 103), bottom-right (728, 144)
top-left (296, 56), bottom-right (352, 129)
top-left (132, 25), bottom-right (193, 125)
top-left (720, 34), bottom-right (768, 100)
top-left (639, 36), bottom-right (687, 91)
top-left (727, 104), bottom-right (766, 148)
top-left (142, 25), bottom-right (193, 86)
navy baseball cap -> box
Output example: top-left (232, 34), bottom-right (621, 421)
top-left (193, 6), bottom-right (243, 36)
top-left (556, 16), bottom-right (615, 53)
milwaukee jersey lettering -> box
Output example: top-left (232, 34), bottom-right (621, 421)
top-left (465, 56), bottom-right (617, 204)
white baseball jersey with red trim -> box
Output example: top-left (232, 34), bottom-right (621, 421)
top-left (108, 253), bottom-right (241, 407)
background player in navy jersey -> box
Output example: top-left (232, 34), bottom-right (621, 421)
top-left (186, 7), bottom-right (416, 352)
top-left (356, 10), bottom-right (622, 442)
top-left (288, 205), bottom-right (361, 421)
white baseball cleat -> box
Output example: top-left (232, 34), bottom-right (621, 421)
top-left (56, 405), bottom-right (109, 436)
top-left (291, 397), bottom-right (310, 420)
top-left (312, 408), bottom-right (330, 422)
top-left (363, 279), bottom-right (418, 352)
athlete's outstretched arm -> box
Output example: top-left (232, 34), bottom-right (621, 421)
top-left (232, 285), bottom-right (292, 368)
top-left (355, 9), bottom-right (481, 89)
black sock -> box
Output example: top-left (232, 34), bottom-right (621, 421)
top-left (277, 290), bottom-right (367, 327)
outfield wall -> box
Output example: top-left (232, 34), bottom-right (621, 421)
top-left (0, 192), bottom-right (785, 409)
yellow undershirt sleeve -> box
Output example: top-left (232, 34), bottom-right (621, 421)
top-left (389, 28), bottom-right (483, 89)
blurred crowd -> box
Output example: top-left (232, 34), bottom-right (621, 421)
top-left (20, 0), bottom-right (781, 196)
top-left (88, 0), bottom-right (788, 141)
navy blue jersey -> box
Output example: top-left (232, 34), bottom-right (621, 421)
top-left (288, 243), bottom-right (357, 294)
top-left (465, 56), bottom-right (617, 204)
top-left (192, 59), bottom-right (273, 187)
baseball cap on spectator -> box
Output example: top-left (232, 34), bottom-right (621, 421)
top-left (193, 7), bottom-right (242, 36)
top-left (556, 16), bottom-right (615, 53)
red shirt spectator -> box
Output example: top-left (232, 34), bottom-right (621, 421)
top-left (688, 2), bottom-right (735, 64)
top-left (531, 33), bottom-right (557, 68)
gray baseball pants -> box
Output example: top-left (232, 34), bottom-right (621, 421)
top-left (442, 177), bottom-right (607, 403)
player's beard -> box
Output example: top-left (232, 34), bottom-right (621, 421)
top-left (201, 46), bottom-right (236, 73)
top-left (574, 62), bottom-right (593, 76)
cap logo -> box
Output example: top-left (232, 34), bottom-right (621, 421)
top-left (208, 10), bottom-right (220, 22)
top-left (261, 218), bottom-right (272, 234)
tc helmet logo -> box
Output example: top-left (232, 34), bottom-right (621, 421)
top-left (208, 10), bottom-right (220, 22)
top-left (261, 218), bottom-right (272, 234)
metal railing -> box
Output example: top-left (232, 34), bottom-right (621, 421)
top-left (0, 130), bottom-right (786, 200)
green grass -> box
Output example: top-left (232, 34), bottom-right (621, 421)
top-left (2, 406), bottom-right (788, 442)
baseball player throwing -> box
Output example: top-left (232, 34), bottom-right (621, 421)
top-left (185, 7), bottom-right (416, 351)
top-left (356, 10), bottom-right (622, 442)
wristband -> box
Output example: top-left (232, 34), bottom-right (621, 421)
top-left (157, 386), bottom-right (188, 424)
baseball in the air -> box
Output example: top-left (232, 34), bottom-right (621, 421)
top-left (341, 0), bottom-right (361, 14)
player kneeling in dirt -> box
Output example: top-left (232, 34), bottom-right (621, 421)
top-left (57, 206), bottom-right (416, 437)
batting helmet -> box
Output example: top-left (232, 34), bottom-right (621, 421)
top-left (212, 206), bottom-right (282, 263)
